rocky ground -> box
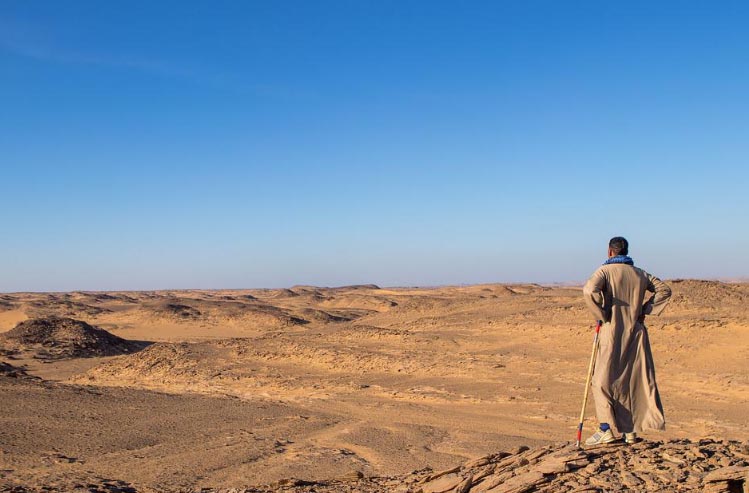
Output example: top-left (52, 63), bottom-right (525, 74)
top-left (3, 432), bottom-right (749, 492)
top-left (239, 438), bottom-right (749, 493)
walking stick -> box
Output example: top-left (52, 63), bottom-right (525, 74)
top-left (576, 320), bottom-right (602, 448)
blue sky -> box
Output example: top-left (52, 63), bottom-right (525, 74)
top-left (1, 1), bottom-right (747, 291)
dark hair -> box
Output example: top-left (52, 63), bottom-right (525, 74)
top-left (609, 236), bottom-right (629, 256)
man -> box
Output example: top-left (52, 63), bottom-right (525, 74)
top-left (582, 236), bottom-right (672, 445)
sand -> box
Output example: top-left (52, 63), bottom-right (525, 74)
top-left (1, 281), bottom-right (747, 491)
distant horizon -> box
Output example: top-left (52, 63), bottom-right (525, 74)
top-left (2, 275), bottom-right (747, 295)
top-left (2, 1), bottom-right (747, 292)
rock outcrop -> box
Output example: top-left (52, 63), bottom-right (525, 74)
top-left (192, 439), bottom-right (749, 493)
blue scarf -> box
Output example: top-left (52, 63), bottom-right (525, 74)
top-left (603, 255), bottom-right (634, 266)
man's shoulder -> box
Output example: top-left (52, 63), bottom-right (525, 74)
top-left (631, 266), bottom-right (660, 279)
top-left (597, 263), bottom-right (652, 282)
top-left (596, 263), bottom-right (638, 273)
top-left (586, 264), bottom-right (607, 278)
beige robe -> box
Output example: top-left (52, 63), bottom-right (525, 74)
top-left (583, 263), bottom-right (672, 433)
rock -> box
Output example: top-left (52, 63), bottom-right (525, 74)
top-left (566, 458), bottom-right (590, 471)
top-left (703, 482), bottom-right (732, 493)
top-left (533, 450), bottom-right (588, 476)
top-left (466, 453), bottom-right (510, 469)
top-left (661, 452), bottom-right (686, 465)
top-left (511, 445), bottom-right (530, 455)
top-left (471, 464), bottom-right (497, 482)
top-left (491, 470), bottom-right (548, 493)
top-left (471, 472), bottom-right (512, 492)
top-left (338, 470), bottom-right (364, 481)
top-left (535, 456), bottom-right (570, 475)
top-left (620, 471), bottom-right (643, 488)
top-left (455, 474), bottom-right (473, 493)
top-left (703, 465), bottom-right (749, 482)
top-left (423, 466), bottom-right (462, 483)
top-left (525, 448), bottom-right (552, 462)
top-left (421, 473), bottom-right (462, 493)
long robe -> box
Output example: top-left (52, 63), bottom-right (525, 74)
top-left (583, 263), bottom-right (672, 433)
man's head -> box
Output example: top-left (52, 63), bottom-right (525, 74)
top-left (608, 236), bottom-right (629, 258)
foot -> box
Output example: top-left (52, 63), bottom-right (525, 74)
top-left (584, 428), bottom-right (617, 446)
top-left (624, 432), bottom-right (637, 444)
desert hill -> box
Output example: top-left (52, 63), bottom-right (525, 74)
top-left (0, 316), bottom-right (145, 360)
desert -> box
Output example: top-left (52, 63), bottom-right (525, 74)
top-left (5, 1), bottom-right (749, 491)
top-left (1, 280), bottom-right (748, 492)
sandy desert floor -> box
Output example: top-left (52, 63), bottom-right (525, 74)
top-left (1, 280), bottom-right (748, 491)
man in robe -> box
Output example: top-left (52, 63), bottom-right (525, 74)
top-left (583, 236), bottom-right (672, 445)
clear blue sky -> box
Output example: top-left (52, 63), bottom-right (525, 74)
top-left (1, 1), bottom-right (747, 291)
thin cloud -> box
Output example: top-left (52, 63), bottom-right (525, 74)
top-left (0, 20), bottom-right (311, 99)
top-left (0, 19), bottom-right (195, 78)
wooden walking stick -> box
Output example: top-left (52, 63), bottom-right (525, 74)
top-left (576, 320), bottom-right (602, 448)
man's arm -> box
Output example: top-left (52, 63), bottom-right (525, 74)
top-left (642, 273), bottom-right (672, 316)
top-left (582, 267), bottom-right (607, 322)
